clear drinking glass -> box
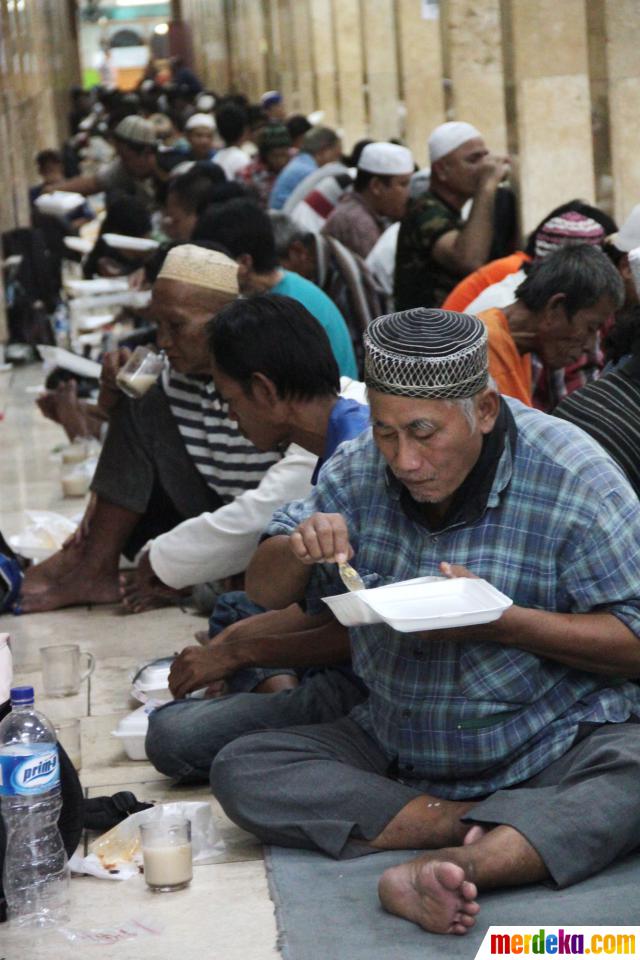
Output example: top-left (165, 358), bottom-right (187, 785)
top-left (140, 818), bottom-right (193, 893)
top-left (40, 644), bottom-right (95, 698)
top-left (115, 346), bottom-right (165, 399)
top-left (54, 717), bottom-right (82, 771)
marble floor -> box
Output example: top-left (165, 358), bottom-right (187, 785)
top-left (0, 364), bottom-right (278, 958)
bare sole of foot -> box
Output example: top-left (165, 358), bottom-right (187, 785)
top-left (19, 569), bottom-right (121, 613)
top-left (378, 859), bottom-right (479, 935)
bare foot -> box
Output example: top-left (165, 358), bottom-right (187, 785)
top-left (20, 565), bottom-right (121, 613)
top-left (119, 570), bottom-right (185, 614)
top-left (464, 825), bottom-right (488, 845)
top-left (379, 859), bottom-right (479, 935)
top-left (22, 541), bottom-right (87, 591)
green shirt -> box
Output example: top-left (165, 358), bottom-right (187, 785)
top-left (394, 189), bottom-right (463, 310)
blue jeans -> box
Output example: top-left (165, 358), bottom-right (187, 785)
top-left (145, 668), bottom-right (367, 783)
top-left (208, 591), bottom-right (298, 693)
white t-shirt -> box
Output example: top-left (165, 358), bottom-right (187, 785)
top-left (149, 377), bottom-right (366, 590)
top-left (365, 222), bottom-right (400, 297)
top-left (464, 269), bottom-right (526, 316)
top-left (214, 146), bottom-right (251, 181)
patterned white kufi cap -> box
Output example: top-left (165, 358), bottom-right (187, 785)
top-left (157, 244), bottom-right (239, 297)
top-left (364, 309), bottom-right (488, 399)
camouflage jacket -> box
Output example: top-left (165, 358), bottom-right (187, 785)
top-left (394, 190), bottom-right (463, 310)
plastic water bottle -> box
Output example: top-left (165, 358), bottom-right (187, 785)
top-left (0, 686), bottom-right (70, 927)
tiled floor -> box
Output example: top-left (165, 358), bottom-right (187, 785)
top-left (0, 364), bottom-right (278, 958)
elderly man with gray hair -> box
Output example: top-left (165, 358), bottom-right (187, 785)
top-left (271, 211), bottom-right (385, 373)
top-left (20, 244), bottom-right (315, 613)
top-left (211, 308), bottom-right (640, 936)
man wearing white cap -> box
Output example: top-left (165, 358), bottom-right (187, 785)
top-left (395, 121), bottom-right (509, 310)
top-left (322, 142), bottom-right (414, 260)
top-left (20, 244), bottom-right (316, 613)
top-left (185, 113), bottom-right (217, 163)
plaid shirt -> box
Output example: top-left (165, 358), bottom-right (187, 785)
top-left (266, 399), bottom-right (640, 800)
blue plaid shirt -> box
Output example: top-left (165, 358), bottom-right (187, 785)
top-left (266, 399), bottom-right (640, 799)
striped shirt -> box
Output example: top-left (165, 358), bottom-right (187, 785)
top-left (162, 368), bottom-right (280, 502)
top-left (554, 357), bottom-right (640, 498)
top-left (267, 399), bottom-right (640, 800)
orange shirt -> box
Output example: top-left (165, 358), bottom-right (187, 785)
top-left (442, 252), bottom-right (531, 313)
top-left (478, 307), bottom-right (532, 406)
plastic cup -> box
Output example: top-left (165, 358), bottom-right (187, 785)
top-left (55, 717), bottom-right (82, 771)
top-left (40, 644), bottom-right (95, 698)
top-left (116, 347), bottom-right (165, 399)
top-left (140, 818), bottom-right (192, 893)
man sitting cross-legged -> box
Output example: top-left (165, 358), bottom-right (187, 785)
top-left (20, 246), bottom-right (316, 613)
top-left (210, 308), bottom-right (640, 936)
top-left (145, 293), bottom-right (370, 781)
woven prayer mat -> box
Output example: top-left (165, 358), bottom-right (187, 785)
top-left (265, 846), bottom-right (639, 960)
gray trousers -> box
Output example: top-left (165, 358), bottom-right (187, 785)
top-left (210, 717), bottom-right (640, 887)
top-left (91, 386), bottom-right (222, 557)
top-left (145, 668), bottom-right (367, 782)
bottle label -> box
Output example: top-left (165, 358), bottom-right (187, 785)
top-left (0, 748), bottom-right (60, 796)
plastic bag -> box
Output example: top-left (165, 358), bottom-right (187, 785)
top-left (70, 802), bottom-right (224, 880)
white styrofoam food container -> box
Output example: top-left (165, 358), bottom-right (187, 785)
top-left (130, 657), bottom-right (174, 703)
top-left (102, 233), bottom-right (159, 252)
top-left (37, 345), bottom-right (102, 379)
top-left (63, 236), bottom-right (94, 255)
top-left (111, 704), bottom-right (151, 760)
top-left (323, 577), bottom-right (512, 632)
top-left (323, 576), bottom-right (442, 626)
top-left (34, 191), bottom-right (85, 217)
top-left (64, 276), bottom-right (130, 296)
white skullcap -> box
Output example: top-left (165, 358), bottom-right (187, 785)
top-left (157, 244), bottom-right (238, 297)
top-left (610, 204), bottom-right (640, 253)
top-left (358, 142), bottom-right (414, 176)
top-left (196, 93), bottom-right (216, 112)
top-left (185, 113), bottom-right (215, 132)
top-left (428, 121), bottom-right (482, 164)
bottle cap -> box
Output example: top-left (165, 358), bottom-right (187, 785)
top-left (10, 685), bottom-right (34, 706)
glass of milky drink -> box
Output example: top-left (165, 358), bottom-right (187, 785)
top-left (116, 346), bottom-right (166, 399)
top-left (140, 818), bottom-right (193, 893)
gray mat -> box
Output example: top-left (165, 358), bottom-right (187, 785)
top-left (265, 846), bottom-right (640, 960)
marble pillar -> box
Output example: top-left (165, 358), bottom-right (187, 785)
top-left (396, 0), bottom-right (445, 167)
top-left (266, 0), bottom-right (282, 94)
top-left (205, 0), bottom-right (231, 92)
top-left (510, 0), bottom-right (595, 235)
top-left (291, 0), bottom-right (315, 116)
top-left (444, 0), bottom-right (507, 153)
top-left (332, 0), bottom-right (367, 150)
top-left (244, 0), bottom-right (267, 100)
top-left (604, 0), bottom-right (640, 224)
top-left (585, 0), bottom-right (612, 214)
top-left (276, 0), bottom-right (297, 110)
top-left (309, 0), bottom-right (338, 127)
top-left (362, 0), bottom-right (399, 140)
